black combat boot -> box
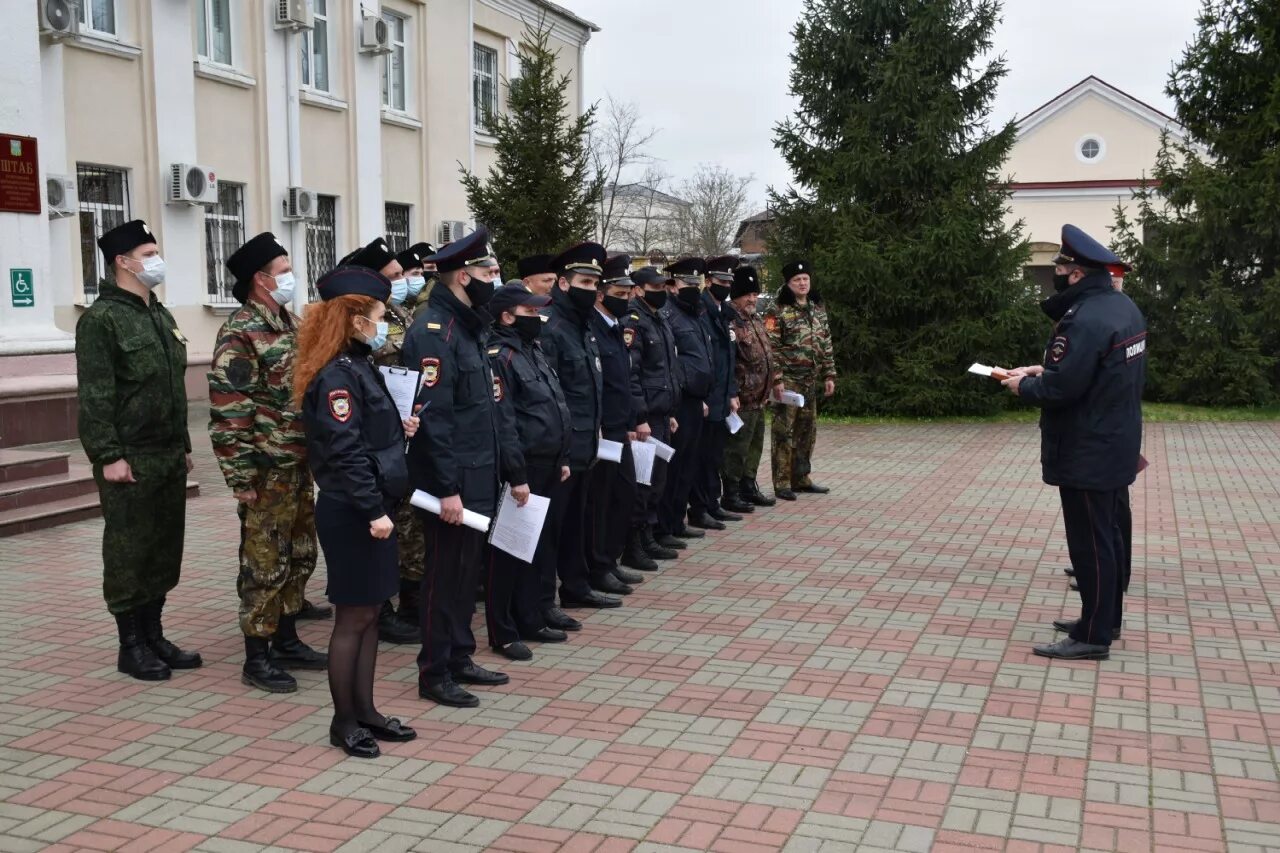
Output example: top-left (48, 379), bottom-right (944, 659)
top-left (745, 478), bottom-right (776, 507)
top-left (271, 613), bottom-right (328, 670)
top-left (622, 531), bottom-right (661, 571)
top-left (395, 579), bottom-right (422, 638)
top-left (243, 636), bottom-right (297, 693)
top-left (720, 478), bottom-right (754, 514)
top-left (641, 525), bottom-right (679, 560)
top-left (377, 599), bottom-right (419, 644)
top-left (141, 598), bottom-right (203, 669)
top-left (115, 610), bottom-right (171, 681)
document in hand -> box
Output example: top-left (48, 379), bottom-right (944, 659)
top-left (644, 436), bottom-right (675, 462)
top-left (725, 411), bottom-right (744, 434)
top-left (772, 389), bottom-right (805, 407)
top-left (630, 440), bottom-right (657, 485)
top-left (488, 485), bottom-right (550, 564)
top-left (967, 363), bottom-right (1011, 381)
top-left (409, 490), bottom-right (491, 533)
top-left (378, 366), bottom-right (420, 421)
top-left (597, 439), bottom-right (624, 463)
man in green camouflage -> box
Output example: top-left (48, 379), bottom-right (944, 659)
top-left (723, 265), bottom-right (781, 509)
top-left (77, 219), bottom-right (202, 682)
top-left (765, 260), bottom-right (837, 501)
top-left (209, 232), bottom-right (327, 693)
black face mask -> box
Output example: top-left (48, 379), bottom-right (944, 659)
top-left (676, 286), bottom-right (701, 307)
top-left (709, 283), bottom-right (731, 302)
top-left (643, 289), bottom-right (667, 310)
top-left (1052, 273), bottom-right (1071, 293)
top-left (602, 294), bottom-right (629, 318)
top-left (465, 276), bottom-right (493, 308)
top-left (512, 315), bottom-right (542, 342)
top-left (567, 286), bottom-right (598, 313)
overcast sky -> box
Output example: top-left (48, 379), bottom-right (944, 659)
top-left (567, 0), bottom-right (1204, 213)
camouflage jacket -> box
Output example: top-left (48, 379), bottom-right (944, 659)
top-left (730, 304), bottom-right (777, 410)
top-left (764, 300), bottom-right (836, 387)
top-left (409, 275), bottom-right (440, 322)
top-left (76, 282), bottom-right (192, 466)
top-left (374, 301), bottom-right (413, 368)
top-left (207, 298), bottom-right (306, 491)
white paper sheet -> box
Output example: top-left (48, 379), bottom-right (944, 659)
top-left (409, 490), bottom-right (491, 533)
top-left (772, 389), bottom-right (806, 407)
top-left (725, 411), bottom-right (744, 434)
top-left (630, 440), bottom-right (657, 486)
top-left (487, 486), bottom-right (550, 564)
top-left (378, 366), bottom-right (419, 421)
top-left (596, 438), bottom-right (624, 463)
top-left (645, 436), bottom-right (675, 462)
top-left (967, 363), bottom-right (1009, 380)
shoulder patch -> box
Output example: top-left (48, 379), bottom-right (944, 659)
top-left (629, 313), bottom-right (640, 321)
top-left (226, 357), bottom-right (254, 390)
top-left (172, 327), bottom-right (188, 345)
top-left (623, 327), bottom-right (636, 347)
top-left (328, 389), bottom-right (352, 423)
top-left (764, 315), bottom-right (778, 333)
top-left (421, 356), bottom-right (441, 387)
top-left (1049, 335), bottom-right (1069, 363)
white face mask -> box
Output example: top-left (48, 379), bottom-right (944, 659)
top-left (133, 255), bottom-right (166, 289)
top-left (269, 272), bottom-right (296, 306)
top-left (406, 275), bottom-right (427, 297)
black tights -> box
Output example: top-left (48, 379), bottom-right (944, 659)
top-left (328, 604), bottom-right (383, 736)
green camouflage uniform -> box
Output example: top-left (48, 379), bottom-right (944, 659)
top-left (208, 299), bottom-right (317, 638)
top-left (409, 275), bottom-right (439, 322)
top-left (76, 282), bottom-right (192, 616)
top-left (765, 300), bottom-right (836, 489)
top-left (374, 301), bottom-right (424, 582)
top-left (723, 304), bottom-right (777, 483)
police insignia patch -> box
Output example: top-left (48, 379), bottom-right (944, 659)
top-left (1049, 336), bottom-right (1069, 363)
top-left (623, 328), bottom-right (636, 347)
top-left (493, 376), bottom-right (504, 402)
top-left (764, 315), bottom-right (778, 333)
top-left (421, 357), bottom-right (441, 387)
top-left (328, 389), bottom-right (352, 422)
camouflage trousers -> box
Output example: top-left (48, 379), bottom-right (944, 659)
top-left (237, 467), bottom-right (317, 638)
top-left (722, 408), bottom-right (765, 483)
top-left (96, 447), bottom-right (187, 615)
top-left (395, 495), bottom-right (425, 583)
top-left (771, 385), bottom-right (819, 490)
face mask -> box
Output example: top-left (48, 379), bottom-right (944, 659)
top-left (513, 315), bottom-right (542, 342)
top-left (709, 283), bottom-right (731, 302)
top-left (363, 319), bottom-right (389, 351)
top-left (643, 289), bottom-right (667, 310)
top-left (1053, 273), bottom-right (1071, 293)
top-left (269, 272), bottom-right (296, 306)
top-left (389, 280), bottom-right (409, 305)
top-left (133, 255), bottom-right (166, 289)
top-left (406, 275), bottom-right (427, 297)
top-left (464, 276), bottom-right (494, 308)
top-left (568, 286), bottom-right (598, 313)
top-left (676, 286), bottom-right (701, 308)
top-left (602, 294), bottom-right (629, 318)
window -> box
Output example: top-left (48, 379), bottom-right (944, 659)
top-left (79, 0), bottom-right (116, 35)
top-left (204, 182), bottom-right (246, 304)
top-left (76, 165), bottom-right (131, 304)
top-left (385, 204), bottom-right (411, 253)
top-left (196, 0), bottom-right (233, 66)
top-left (306, 195), bottom-right (338, 301)
top-left (301, 0), bottom-right (330, 92)
top-left (473, 44), bottom-right (499, 130)
top-left (1076, 134), bottom-right (1106, 164)
top-left (382, 12), bottom-right (407, 112)
top-left (506, 39), bottom-right (522, 82)
top-left (1080, 139), bottom-right (1100, 159)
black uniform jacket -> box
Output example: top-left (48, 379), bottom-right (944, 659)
top-left (622, 297), bottom-right (681, 423)
top-left (487, 322), bottom-right (572, 485)
top-left (662, 295), bottom-right (714, 401)
top-left (700, 290), bottom-right (739, 421)
top-left (1020, 271), bottom-right (1147, 491)
top-left (541, 287), bottom-right (603, 471)
top-left (303, 341), bottom-right (408, 520)
top-left (588, 308), bottom-right (640, 443)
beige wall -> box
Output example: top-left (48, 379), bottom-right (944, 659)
top-left (1006, 93), bottom-right (1164, 184)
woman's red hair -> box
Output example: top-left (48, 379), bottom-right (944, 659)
top-left (293, 294), bottom-right (379, 408)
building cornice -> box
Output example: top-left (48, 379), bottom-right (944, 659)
top-left (1016, 76), bottom-right (1187, 142)
top-left (476, 0), bottom-right (598, 46)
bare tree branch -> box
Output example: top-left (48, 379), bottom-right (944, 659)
top-left (672, 164), bottom-right (754, 257)
top-left (590, 95), bottom-right (659, 249)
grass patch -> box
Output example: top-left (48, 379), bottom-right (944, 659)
top-left (819, 402), bottom-right (1280, 425)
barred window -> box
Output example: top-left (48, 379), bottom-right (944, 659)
top-left (473, 44), bottom-right (498, 131)
top-left (306, 195), bottom-right (338, 301)
top-left (205, 181), bottom-right (245, 304)
top-left (384, 203), bottom-right (411, 253)
top-left (76, 164), bottom-right (131, 304)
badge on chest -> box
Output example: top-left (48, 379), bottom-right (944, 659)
top-left (493, 375), bottom-right (504, 402)
top-left (421, 357), bottom-right (441, 388)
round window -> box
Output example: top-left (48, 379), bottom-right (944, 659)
top-left (1080, 139), bottom-right (1101, 159)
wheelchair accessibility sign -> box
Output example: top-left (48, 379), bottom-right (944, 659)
top-left (10, 269), bottom-right (34, 308)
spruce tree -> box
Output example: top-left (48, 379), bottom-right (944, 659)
top-left (1111, 0), bottom-right (1279, 406)
top-left (461, 19), bottom-right (603, 268)
top-left (770, 0), bottom-right (1039, 416)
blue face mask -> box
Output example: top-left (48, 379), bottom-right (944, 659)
top-left (389, 280), bottom-right (409, 305)
top-left (406, 275), bottom-right (427, 297)
top-left (269, 272), bottom-right (296, 306)
top-left (364, 320), bottom-right (389, 351)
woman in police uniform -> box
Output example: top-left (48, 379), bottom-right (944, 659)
top-left (294, 266), bottom-right (420, 758)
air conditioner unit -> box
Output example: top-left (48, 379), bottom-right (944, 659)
top-left (438, 220), bottom-right (469, 245)
top-left (38, 0), bottom-right (79, 39)
top-left (283, 186), bottom-right (318, 220)
top-left (359, 14), bottom-right (392, 54)
top-left (46, 175), bottom-right (77, 218)
top-left (168, 163), bottom-right (219, 205)
top-left (274, 0), bottom-right (314, 30)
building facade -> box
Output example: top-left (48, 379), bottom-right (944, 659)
top-left (0, 0), bottom-right (595, 447)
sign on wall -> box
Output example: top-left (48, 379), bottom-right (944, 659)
top-left (0, 134), bottom-right (41, 215)
top-left (10, 269), bottom-right (34, 308)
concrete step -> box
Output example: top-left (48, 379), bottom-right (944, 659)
top-left (0, 463), bottom-right (98, 512)
top-left (0, 448), bottom-right (70, 482)
top-left (0, 480), bottom-right (200, 538)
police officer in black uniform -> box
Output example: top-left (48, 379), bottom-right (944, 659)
top-left (657, 257), bottom-right (714, 542)
top-left (621, 267), bottom-right (683, 560)
top-left (1002, 224), bottom-right (1146, 662)
top-left (402, 228), bottom-right (510, 706)
top-left (541, 243), bottom-right (622, 611)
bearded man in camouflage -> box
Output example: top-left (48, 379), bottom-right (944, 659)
top-left (209, 233), bottom-right (327, 693)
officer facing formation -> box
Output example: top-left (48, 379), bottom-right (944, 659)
top-left (723, 265), bottom-right (780, 510)
top-left (209, 232), bottom-right (325, 694)
top-left (77, 219), bottom-right (202, 682)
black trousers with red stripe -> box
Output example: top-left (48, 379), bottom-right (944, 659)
top-left (485, 458), bottom-right (562, 648)
top-left (1060, 486), bottom-right (1126, 646)
top-left (416, 513), bottom-right (484, 681)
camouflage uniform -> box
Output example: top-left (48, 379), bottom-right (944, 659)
top-left (208, 299), bottom-right (317, 638)
top-left (765, 301), bottom-right (836, 489)
top-left (409, 275), bottom-right (440, 322)
top-left (374, 301), bottom-right (425, 583)
top-left (76, 282), bottom-right (192, 615)
top-left (723, 304), bottom-right (777, 483)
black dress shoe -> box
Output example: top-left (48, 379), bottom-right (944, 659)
top-left (297, 599), bottom-right (333, 620)
top-left (1032, 637), bottom-right (1109, 660)
top-left (359, 717), bottom-right (417, 742)
top-left (775, 489), bottom-right (798, 501)
top-left (452, 661), bottom-right (510, 685)
top-left (622, 536), bottom-right (661, 571)
top-left (561, 590), bottom-right (623, 609)
top-left (640, 527), bottom-right (679, 559)
top-left (591, 574), bottom-right (633, 596)
top-left (330, 726), bottom-right (380, 758)
top-left (707, 506), bottom-right (743, 522)
top-left (687, 512), bottom-right (726, 531)
top-left (794, 482), bottom-right (830, 494)
top-left (654, 533), bottom-right (687, 550)
top-left (523, 627), bottom-right (568, 643)
top-left (543, 608), bottom-right (583, 631)
top-left (612, 566), bottom-right (644, 585)
top-left (720, 483), bottom-right (755, 514)
top-left (419, 678), bottom-right (479, 708)
top-left (672, 525), bottom-right (705, 539)
top-left (1053, 618), bottom-right (1122, 639)
top-left (377, 600), bottom-right (420, 644)
top-left (494, 641), bottom-right (533, 661)
top-left (1069, 581), bottom-right (1079, 591)
top-left (1062, 567), bottom-right (1075, 577)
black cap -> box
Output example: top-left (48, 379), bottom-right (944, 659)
top-left (730, 265), bottom-right (760, 299)
top-left (489, 283), bottom-right (552, 318)
top-left (345, 237), bottom-right (397, 273)
top-left (705, 255), bottom-right (739, 281)
top-left (316, 266), bottom-right (391, 302)
top-left (424, 227), bottom-right (491, 274)
top-left (517, 254), bottom-right (555, 278)
top-left (227, 232), bottom-right (289, 303)
top-left (603, 254), bottom-right (632, 284)
top-left (1053, 224), bottom-right (1130, 271)
top-left (664, 256), bottom-right (704, 282)
top-left (408, 241), bottom-right (436, 263)
top-left (630, 266), bottom-right (669, 287)
top-left (551, 242), bottom-right (607, 278)
top-left (395, 246), bottom-right (425, 272)
top-left (781, 260), bottom-right (812, 283)
top-left (98, 219), bottom-right (157, 264)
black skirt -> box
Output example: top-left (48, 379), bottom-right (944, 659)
top-left (315, 493), bottom-right (399, 606)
